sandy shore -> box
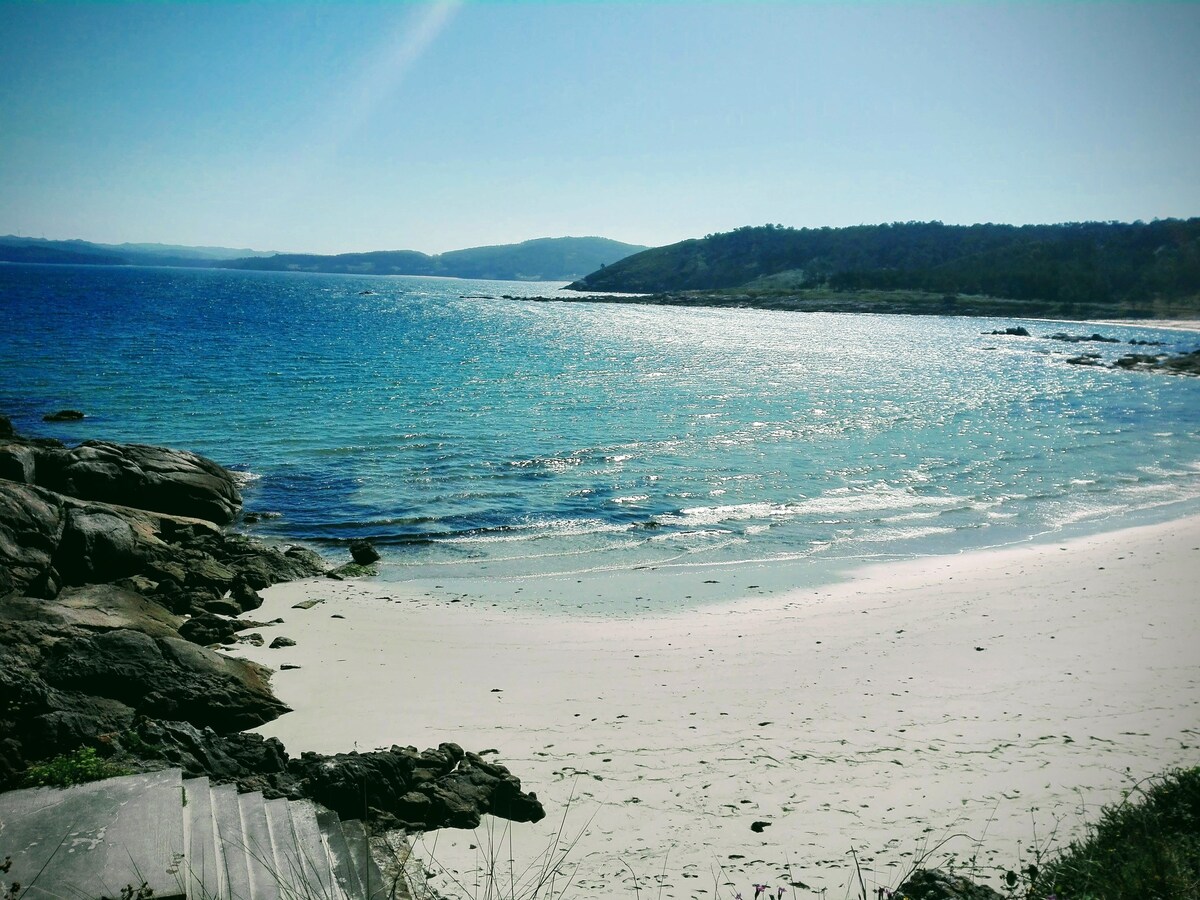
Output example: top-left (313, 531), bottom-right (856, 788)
top-left (1088, 318), bottom-right (1200, 334)
top-left (233, 516), bottom-right (1200, 898)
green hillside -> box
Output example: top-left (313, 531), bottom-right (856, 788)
top-left (0, 235), bottom-right (647, 282)
top-left (568, 220), bottom-right (1200, 316)
top-left (227, 236), bottom-right (648, 281)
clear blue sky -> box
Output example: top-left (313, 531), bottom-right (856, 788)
top-left (1, 1), bottom-right (1198, 254)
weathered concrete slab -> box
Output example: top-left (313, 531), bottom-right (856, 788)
top-left (339, 819), bottom-right (390, 900)
top-left (0, 768), bottom-right (185, 900)
top-left (211, 783), bottom-right (254, 900)
top-left (237, 791), bottom-right (280, 900)
top-left (287, 800), bottom-right (338, 900)
top-left (263, 799), bottom-right (302, 890)
top-left (314, 807), bottom-right (362, 900)
top-left (183, 777), bottom-right (220, 900)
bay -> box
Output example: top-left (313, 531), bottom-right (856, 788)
top-left (3, 263), bottom-right (1199, 609)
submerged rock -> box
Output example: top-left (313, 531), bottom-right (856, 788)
top-left (42, 409), bottom-right (85, 422)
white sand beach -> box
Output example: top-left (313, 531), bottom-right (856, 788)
top-left (233, 516), bottom-right (1200, 898)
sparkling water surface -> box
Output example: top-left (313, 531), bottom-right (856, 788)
top-left (3, 263), bottom-right (1199, 607)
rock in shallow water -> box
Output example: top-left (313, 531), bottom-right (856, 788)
top-left (349, 539), bottom-right (381, 565)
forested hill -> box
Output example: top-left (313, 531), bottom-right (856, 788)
top-left (567, 220), bottom-right (1200, 313)
top-left (224, 236), bottom-right (648, 281)
top-left (0, 235), bottom-right (648, 282)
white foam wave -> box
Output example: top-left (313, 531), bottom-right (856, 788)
top-left (658, 484), bottom-right (966, 528)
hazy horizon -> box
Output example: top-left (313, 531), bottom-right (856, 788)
top-left (2, 1), bottom-right (1198, 256)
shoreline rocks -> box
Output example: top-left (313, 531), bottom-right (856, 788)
top-left (0, 419), bottom-right (546, 832)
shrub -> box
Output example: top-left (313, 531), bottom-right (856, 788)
top-left (22, 747), bottom-right (132, 788)
top-left (1028, 766), bottom-right (1200, 900)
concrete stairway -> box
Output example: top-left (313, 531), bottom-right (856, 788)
top-left (0, 769), bottom-right (393, 900)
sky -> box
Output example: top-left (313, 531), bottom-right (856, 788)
top-left (1, 1), bottom-right (1198, 255)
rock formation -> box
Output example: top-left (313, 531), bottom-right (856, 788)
top-left (0, 420), bottom-right (545, 830)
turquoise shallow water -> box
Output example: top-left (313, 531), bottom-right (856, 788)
top-left (3, 263), bottom-right (1200, 607)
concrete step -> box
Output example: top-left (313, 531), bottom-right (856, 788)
top-left (264, 797), bottom-right (313, 897)
top-left (211, 782), bottom-right (255, 900)
top-left (314, 806), bottom-right (363, 900)
top-left (288, 799), bottom-right (340, 900)
top-left (238, 791), bottom-right (282, 900)
top-left (339, 820), bottom-right (390, 900)
top-left (183, 776), bottom-right (222, 900)
top-left (0, 768), bottom-right (186, 900)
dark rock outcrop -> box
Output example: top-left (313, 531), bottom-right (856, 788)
top-left (43, 409), bottom-right (85, 422)
top-left (287, 743), bottom-right (545, 830)
top-left (0, 479), bottom-right (324, 604)
top-left (328, 562), bottom-right (377, 580)
top-left (104, 724), bottom-right (546, 831)
top-left (0, 482), bottom-right (66, 598)
top-left (893, 869), bottom-right (1003, 900)
top-left (986, 326), bottom-right (1030, 336)
top-left (40, 440), bottom-right (242, 525)
top-left (178, 612), bottom-right (240, 646)
top-left (349, 539), bottom-right (381, 565)
top-left (0, 597), bottom-right (287, 786)
top-left (0, 421), bottom-right (545, 836)
top-left (1047, 331), bottom-right (1121, 344)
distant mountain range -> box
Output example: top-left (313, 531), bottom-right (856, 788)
top-left (0, 235), bottom-right (648, 282)
top-left (568, 220), bottom-right (1200, 315)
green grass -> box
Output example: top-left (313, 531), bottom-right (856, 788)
top-left (22, 747), bottom-right (132, 788)
top-left (1024, 766), bottom-right (1200, 900)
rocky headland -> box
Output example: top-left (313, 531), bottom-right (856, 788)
top-left (0, 415), bottom-right (544, 830)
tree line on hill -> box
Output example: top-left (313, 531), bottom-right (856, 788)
top-left (568, 219), bottom-right (1200, 316)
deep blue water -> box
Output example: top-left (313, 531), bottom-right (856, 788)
top-left (4, 263), bottom-right (1200, 598)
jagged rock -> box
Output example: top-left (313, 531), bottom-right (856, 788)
top-left (35, 440), bottom-right (242, 525)
top-left (183, 555), bottom-right (237, 594)
top-left (197, 596), bottom-right (242, 617)
top-left (112, 574), bottom-right (158, 594)
top-left (240, 633), bottom-right (265, 646)
top-left (179, 613), bottom-right (240, 646)
top-left (0, 442), bottom-right (38, 483)
top-left (0, 606), bottom-right (286, 787)
top-left (0, 414), bottom-right (13, 438)
top-left (23, 584), bottom-right (181, 640)
top-left (1048, 332), bottom-right (1121, 344)
top-left (349, 539), bottom-right (381, 565)
top-left (893, 869), bottom-right (1003, 900)
top-left (269, 636), bottom-right (296, 649)
top-left (229, 575), bottom-right (264, 611)
top-left (42, 409), bottom-right (85, 422)
top-left (986, 326), bottom-right (1030, 336)
top-left (0, 481), bottom-right (66, 598)
top-left (1114, 353), bottom-right (1163, 370)
top-left (107, 719), bottom-right (292, 792)
top-left (56, 507), bottom-right (142, 584)
top-left (43, 628), bottom-right (289, 731)
top-left (328, 562), bottom-right (377, 580)
top-left (1161, 348), bottom-right (1200, 375)
top-left (287, 743), bottom-right (545, 830)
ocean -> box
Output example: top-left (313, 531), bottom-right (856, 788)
top-left (4, 262), bottom-right (1199, 609)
